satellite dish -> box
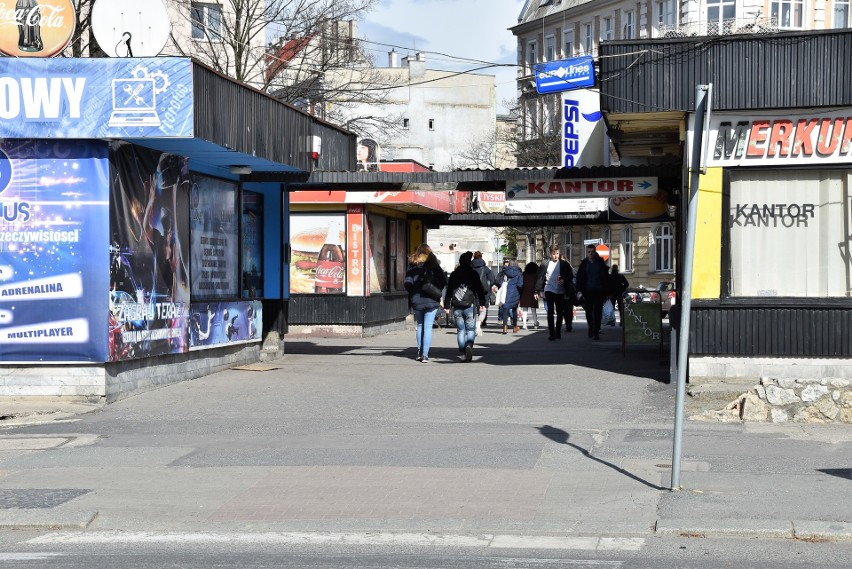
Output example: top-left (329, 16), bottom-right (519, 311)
top-left (91, 0), bottom-right (171, 57)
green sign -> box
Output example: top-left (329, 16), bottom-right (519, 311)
top-left (623, 302), bottom-right (662, 347)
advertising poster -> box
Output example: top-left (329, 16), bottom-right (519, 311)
top-left (0, 141), bottom-right (109, 362)
top-left (0, 58), bottom-right (193, 139)
top-left (189, 300), bottom-right (262, 350)
top-left (242, 192), bottom-right (263, 298)
top-left (109, 143), bottom-right (190, 361)
top-left (289, 214), bottom-right (347, 294)
top-left (346, 205), bottom-right (364, 296)
top-left (190, 175), bottom-right (239, 299)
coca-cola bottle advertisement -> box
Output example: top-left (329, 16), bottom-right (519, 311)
top-left (289, 214), bottom-right (347, 295)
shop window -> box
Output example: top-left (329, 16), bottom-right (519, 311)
top-left (290, 213), bottom-right (347, 294)
top-left (389, 219), bottom-right (407, 291)
top-left (190, 174), bottom-right (239, 299)
top-left (191, 2), bottom-right (222, 40)
top-left (652, 223), bottom-right (674, 272)
top-left (368, 213), bottom-right (389, 293)
top-left (241, 191), bottom-right (264, 298)
top-left (728, 169), bottom-right (851, 297)
top-left (621, 226), bottom-right (634, 272)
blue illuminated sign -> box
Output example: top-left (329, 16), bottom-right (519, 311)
top-left (535, 56), bottom-right (596, 94)
top-left (0, 58), bottom-right (194, 138)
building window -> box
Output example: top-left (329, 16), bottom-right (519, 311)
top-left (428, 119), bottom-right (434, 130)
top-left (621, 226), bottom-right (633, 272)
top-left (601, 17), bottom-right (613, 41)
top-left (527, 40), bottom-right (538, 72)
top-left (728, 169), bottom-right (850, 297)
top-left (601, 227), bottom-right (611, 251)
top-left (582, 23), bottom-right (593, 55)
top-left (583, 226), bottom-right (592, 243)
top-left (545, 34), bottom-right (556, 61)
top-left (402, 118), bottom-right (409, 129)
top-left (835, 0), bottom-right (851, 27)
top-left (523, 98), bottom-right (539, 139)
top-left (656, 0), bottom-right (678, 31)
top-left (707, 0), bottom-right (736, 33)
top-left (623, 10), bottom-right (636, 39)
top-left (191, 2), bottom-right (222, 40)
top-left (563, 28), bottom-right (574, 57)
top-left (543, 95), bottom-right (558, 135)
top-left (652, 223), bottom-right (674, 272)
top-left (770, 0), bottom-right (804, 28)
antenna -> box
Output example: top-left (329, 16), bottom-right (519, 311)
top-left (91, 0), bottom-right (171, 57)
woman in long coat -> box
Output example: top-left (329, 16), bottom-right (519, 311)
top-left (518, 262), bottom-right (540, 329)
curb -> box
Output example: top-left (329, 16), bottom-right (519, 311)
top-left (0, 509), bottom-right (98, 530)
top-left (656, 519), bottom-right (852, 540)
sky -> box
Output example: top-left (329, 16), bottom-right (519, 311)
top-left (357, 0), bottom-right (525, 113)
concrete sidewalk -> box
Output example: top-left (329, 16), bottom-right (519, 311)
top-left (0, 322), bottom-right (850, 542)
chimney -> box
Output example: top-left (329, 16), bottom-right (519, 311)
top-left (403, 53), bottom-right (426, 79)
top-left (388, 49), bottom-right (398, 67)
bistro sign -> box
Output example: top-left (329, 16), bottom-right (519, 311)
top-left (707, 110), bottom-right (852, 167)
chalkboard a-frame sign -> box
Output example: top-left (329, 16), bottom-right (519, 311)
top-left (622, 302), bottom-right (663, 355)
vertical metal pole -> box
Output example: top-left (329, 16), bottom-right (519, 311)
top-left (671, 84), bottom-right (711, 490)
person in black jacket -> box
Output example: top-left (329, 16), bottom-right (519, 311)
top-left (535, 246), bottom-right (574, 340)
top-left (609, 264), bottom-right (630, 327)
top-left (444, 251), bottom-right (488, 362)
top-left (576, 244), bottom-right (610, 340)
top-left (404, 243), bottom-right (447, 363)
top-left (471, 251), bottom-right (495, 333)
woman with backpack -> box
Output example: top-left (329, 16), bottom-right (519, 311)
top-left (443, 252), bottom-right (488, 362)
top-left (496, 259), bottom-right (524, 334)
top-left (404, 244), bottom-right (447, 363)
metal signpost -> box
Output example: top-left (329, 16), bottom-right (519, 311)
top-left (671, 84), bottom-right (713, 490)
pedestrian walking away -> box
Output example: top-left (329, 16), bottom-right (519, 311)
top-left (471, 250), bottom-right (495, 335)
top-left (609, 264), bottom-right (629, 327)
top-left (576, 243), bottom-right (610, 340)
top-left (404, 243), bottom-right (447, 362)
top-left (496, 259), bottom-right (524, 334)
top-left (444, 251), bottom-right (488, 362)
top-left (535, 246), bottom-right (574, 340)
top-left (518, 261), bottom-right (540, 330)
top-left (560, 255), bottom-right (576, 332)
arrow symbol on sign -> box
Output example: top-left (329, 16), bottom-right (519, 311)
top-left (638, 180), bottom-right (652, 190)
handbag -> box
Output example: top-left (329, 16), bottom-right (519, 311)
top-left (421, 282), bottom-right (442, 301)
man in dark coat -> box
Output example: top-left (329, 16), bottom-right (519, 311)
top-left (576, 244), bottom-right (610, 340)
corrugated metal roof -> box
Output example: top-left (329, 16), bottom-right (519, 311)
top-left (292, 164), bottom-right (680, 190)
top-left (600, 29), bottom-right (852, 114)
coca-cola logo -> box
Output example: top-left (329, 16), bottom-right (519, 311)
top-left (315, 264), bottom-right (345, 280)
top-left (0, 0), bottom-right (76, 58)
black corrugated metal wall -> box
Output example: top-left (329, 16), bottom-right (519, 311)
top-left (600, 30), bottom-right (852, 113)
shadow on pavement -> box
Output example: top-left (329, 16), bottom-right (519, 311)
top-left (818, 468), bottom-right (852, 480)
top-left (284, 319), bottom-right (672, 384)
top-left (536, 424), bottom-right (666, 491)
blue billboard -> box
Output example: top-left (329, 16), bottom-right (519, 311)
top-left (0, 58), bottom-right (193, 138)
top-left (535, 56), bottom-right (595, 94)
top-left (0, 141), bottom-right (110, 362)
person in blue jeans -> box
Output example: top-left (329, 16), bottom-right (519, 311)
top-left (404, 243), bottom-right (447, 363)
top-left (443, 251), bottom-right (488, 362)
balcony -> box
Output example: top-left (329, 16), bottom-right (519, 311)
top-left (659, 16), bottom-right (778, 38)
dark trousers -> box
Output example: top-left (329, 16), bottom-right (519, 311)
top-left (544, 291), bottom-right (565, 336)
top-left (584, 289), bottom-right (606, 335)
top-left (563, 295), bottom-right (574, 330)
